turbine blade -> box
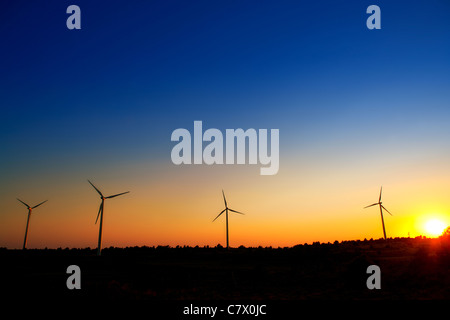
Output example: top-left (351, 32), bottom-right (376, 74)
top-left (88, 180), bottom-right (103, 197)
top-left (381, 205), bottom-right (393, 216)
top-left (95, 202), bottom-right (103, 224)
top-left (364, 203), bottom-right (379, 209)
top-left (379, 186), bottom-right (382, 202)
top-left (17, 198), bottom-right (31, 209)
top-left (32, 200), bottom-right (48, 209)
top-left (212, 209), bottom-right (226, 222)
top-left (228, 208), bottom-right (244, 215)
top-left (222, 190), bottom-right (227, 208)
top-left (105, 191), bottom-right (130, 199)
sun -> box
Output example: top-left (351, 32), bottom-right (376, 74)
top-left (424, 219), bottom-right (447, 237)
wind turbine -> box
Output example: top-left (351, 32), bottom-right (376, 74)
top-left (212, 190), bottom-right (244, 249)
top-left (88, 180), bottom-right (129, 256)
top-left (364, 186), bottom-right (393, 239)
top-left (17, 198), bottom-right (48, 250)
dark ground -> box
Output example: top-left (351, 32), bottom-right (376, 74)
top-left (1, 237), bottom-right (450, 303)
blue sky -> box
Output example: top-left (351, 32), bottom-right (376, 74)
top-left (2, 1), bottom-right (449, 150)
top-left (2, 0), bottom-right (450, 182)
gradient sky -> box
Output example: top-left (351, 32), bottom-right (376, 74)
top-left (1, 0), bottom-right (450, 249)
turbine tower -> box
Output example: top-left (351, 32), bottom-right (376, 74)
top-left (17, 198), bottom-right (48, 250)
top-left (212, 190), bottom-right (244, 249)
top-left (88, 180), bottom-right (129, 256)
top-left (364, 186), bottom-right (393, 239)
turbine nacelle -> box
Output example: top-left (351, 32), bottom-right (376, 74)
top-left (17, 198), bottom-right (48, 212)
top-left (212, 190), bottom-right (245, 222)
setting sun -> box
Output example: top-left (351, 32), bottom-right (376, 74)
top-left (424, 219), bottom-right (447, 237)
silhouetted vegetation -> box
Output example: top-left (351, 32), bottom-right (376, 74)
top-left (1, 237), bottom-right (449, 300)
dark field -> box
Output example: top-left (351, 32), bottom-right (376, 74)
top-left (2, 237), bottom-right (450, 302)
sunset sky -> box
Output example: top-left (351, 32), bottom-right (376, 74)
top-left (1, 0), bottom-right (450, 249)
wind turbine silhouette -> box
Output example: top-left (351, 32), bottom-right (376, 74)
top-left (364, 186), bottom-right (393, 239)
top-left (212, 190), bottom-right (244, 249)
top-left (17, 198), bottom-right (48, 250)
top-left (88, 180), bottom-right (129, 256)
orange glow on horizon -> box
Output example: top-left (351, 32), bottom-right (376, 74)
top-left (1, 160), bottom-right (450, 249)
